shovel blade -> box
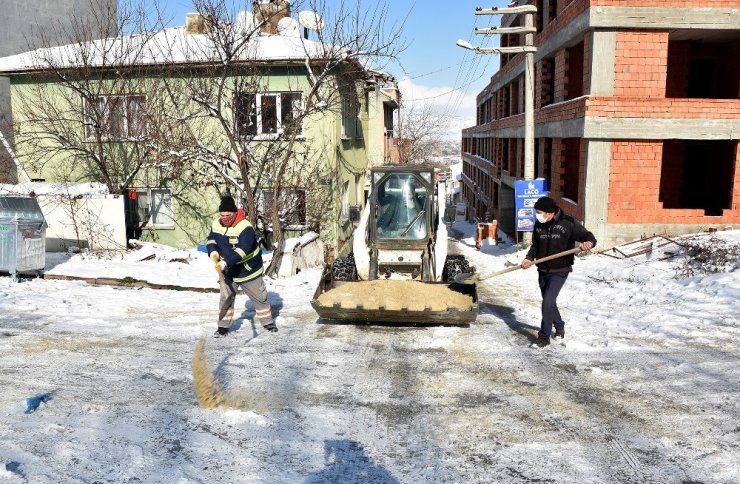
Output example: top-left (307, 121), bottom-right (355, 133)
top-left (454, 272), bottom-right (479, 284)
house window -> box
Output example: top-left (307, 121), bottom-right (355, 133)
top-left (340, 180), bottom-right (349, 221)
top-left (235, 92), bottom-right (303, 137)
top-left (341, 97), bottom-right (361, 139)
top-left (131, 188), bottom-right (174, 228)
top-left (258, 188), bottom-right (307, 227)
top-left (86, 95), bottom-right (147, 140)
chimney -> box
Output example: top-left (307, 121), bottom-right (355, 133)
top-left (253, 0), bottom-right (291, 35)
top-left (185, 13), bottom-right (209, 34)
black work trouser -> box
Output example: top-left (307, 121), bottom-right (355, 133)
top-left (537, 271), bottom-right (569, 338)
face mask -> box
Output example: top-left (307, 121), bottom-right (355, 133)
top-left (536, 213), bottom-right (548, 223)
top-left (220, 213), bottom-right (237, 226)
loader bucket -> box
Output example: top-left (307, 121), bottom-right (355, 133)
top-left (311, 265), bottom-right (478, 325)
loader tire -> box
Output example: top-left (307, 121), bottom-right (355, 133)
top-left (332, 253), bottom-right (356, 281)
top-left (443, 255), bottom-right (472, 282)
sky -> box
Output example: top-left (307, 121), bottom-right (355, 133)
top-left (1, 223), bottom-right (739, 481)
top-left (156, 0), bottom-right (514, 140)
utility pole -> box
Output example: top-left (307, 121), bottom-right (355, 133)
top-left (457, 4), bottom-right (537, 243)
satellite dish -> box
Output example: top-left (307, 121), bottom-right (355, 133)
top-left (298, 10), bottom-right (324, 38)
top-left (277, 17), bottom-right (300, 38)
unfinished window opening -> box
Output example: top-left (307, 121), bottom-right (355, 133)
top-left (502, 138), bottom-right (510, 172)
top-left (667, 39), bottom-right (740, 99)
top-left (540, 57), bottom-right (556, 106)
top-left (502, 87), bottom-right (511, 118)
top-left (659, 140), bottom-right (736, 216)
top-left (543, 138), bottom-right (553, 190)
top-left (565, 41), bottom-right (584, 100)
top-left (511, 79), bottom-right (520, 116)
top-left (562, 138), bottom-right (581, 203)
top-left (536, 0), bottom-right (545, 32)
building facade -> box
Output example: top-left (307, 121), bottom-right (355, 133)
top-left (461, 0), bottom-right (740, 245)
top-left (0, 10), bottom-right (400, 253)
top-left (0, 0), bottom-right (117, 183)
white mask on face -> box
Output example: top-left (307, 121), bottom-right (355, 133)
top-left (536, 213), bottom-right (548, 223)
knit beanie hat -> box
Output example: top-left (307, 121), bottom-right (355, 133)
top-left (533, 196), bottom-right (558, 213)
top-left (218, 195), bottom-right (238, 212)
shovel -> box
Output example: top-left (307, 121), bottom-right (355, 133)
top-left (454, 247), bottom-right (583, 284)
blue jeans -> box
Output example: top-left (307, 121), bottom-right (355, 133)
top-left (538, 271), bottom-right (568, 338)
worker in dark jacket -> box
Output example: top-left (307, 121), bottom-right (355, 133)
top-left (206, 195), bottom-right (277, 337)
top-left (520, 196), bottom-right (596, 347)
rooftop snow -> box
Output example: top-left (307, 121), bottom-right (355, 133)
top-left (0, 22), bottom-right (329, 74)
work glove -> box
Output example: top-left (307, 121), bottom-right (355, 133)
top-left (215, 260), bottom-right (227, 272)
top-left (209, 251), bottom-right (221, 262)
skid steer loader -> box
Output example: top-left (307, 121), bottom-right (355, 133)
top-left (311, 165), bottom-right (478, 324)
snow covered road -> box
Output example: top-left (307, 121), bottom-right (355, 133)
top-left (1, 231), bottom-right (738, 483)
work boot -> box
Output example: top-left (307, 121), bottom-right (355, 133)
top-left (213, 327), bottom-right (230, 338)
top-left (554, 327), bottom-right (565, 339)
top-left (263, 323), bottom-right (278, 333)
top-left (536, 334), bottom-right (550, 348)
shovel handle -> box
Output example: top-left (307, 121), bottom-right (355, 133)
top-left (479, 247), bottom-right (583, 280)
top-left (530, 247), bottom-right (583, 266)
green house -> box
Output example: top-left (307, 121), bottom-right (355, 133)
top-left (0, 11), bottom-right (400, 257)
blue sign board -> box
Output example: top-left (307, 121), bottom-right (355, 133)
top-left (514, 179), bottom-right (548, 232)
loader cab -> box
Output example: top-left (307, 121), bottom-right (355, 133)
top-left (374, 173), bottom-right (428, 240)
top-left (371, 169), bottom-right (434, 244)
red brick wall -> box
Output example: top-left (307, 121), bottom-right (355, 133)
top-left (608, 141), bottom-right (664, 223)
top-left (554, 49), bottom-right (568, 103)
top-left (609, 140), bottom-right (740, 223)
top-left (593, 1), bottom-right (740, 6)
top-left (614, 31), bottom-right (668, 97)
top-left (586, 98), bottom-right (740, 118)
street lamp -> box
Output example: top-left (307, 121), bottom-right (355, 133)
top-left (457, 4), bottom-right (537, 243)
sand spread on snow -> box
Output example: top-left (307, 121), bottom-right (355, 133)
top-left (316, 280), bottom-right (473, 311)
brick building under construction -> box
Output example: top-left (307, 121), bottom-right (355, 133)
top-left (460, 0), bottom-right (740, 245)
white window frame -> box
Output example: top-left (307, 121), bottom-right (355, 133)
top-left (235, 91), bottom-right (303, 139)
top-left (85, 94), bottom-right (147, 141)
top-left (133, 188), bottom-right (174, 229)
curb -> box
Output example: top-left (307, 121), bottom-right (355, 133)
top-left (42, 273), bottom-right (220, 293)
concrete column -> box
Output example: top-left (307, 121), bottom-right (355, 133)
top-left (588, 30), bottom-right (616, 96)
top-left (583, 140), bottom-right (612, 244)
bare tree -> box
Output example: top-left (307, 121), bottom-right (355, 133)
top-left (157, 0), bottom-right (405, 275)
top-left (395, 100), bottom-right (447, 164)
top-left (9, 1), bottom-right (178, 196)
top-left (8, 0), bottom-right (405, 268)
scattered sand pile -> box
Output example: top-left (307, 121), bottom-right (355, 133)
top-left (192, 336), bottom-right (243, 409)
top-left (316, 280), bottom-right (473, 311)
top-left (192, 337), bottom-right (226, 408)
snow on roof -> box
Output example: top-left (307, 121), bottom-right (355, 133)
top-left (0, 182), bottom-right (110, 197)
top-left (0, 22), bottom-right (330, 75)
